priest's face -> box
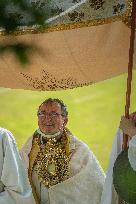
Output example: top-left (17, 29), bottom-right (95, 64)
top-left (37, 102), bottom-right (68, 134)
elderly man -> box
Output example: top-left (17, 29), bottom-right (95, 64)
top-left (21, 98), bottom-right (105, 204)
top-left (0, 128), bottom-right (35, 204)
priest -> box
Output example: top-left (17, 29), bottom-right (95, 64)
top-left (20, 98), bottom-right (105, 204)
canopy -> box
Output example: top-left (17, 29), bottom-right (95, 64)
top-left (0, 0), bottom-right (135, 91)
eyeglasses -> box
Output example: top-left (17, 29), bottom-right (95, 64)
top-left (37, 111), bottom-right (64, 119)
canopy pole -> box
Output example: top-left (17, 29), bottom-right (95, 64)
top-left (118, 1), bottom-right (136, 203)
top-left (123, 0), bottom-right (136, 151)
top-left (118, 0), bottom-right (136, 204)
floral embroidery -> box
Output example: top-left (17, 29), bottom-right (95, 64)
top-left (89, 0), bottom-right (105, 10)
top-left (113, 3), bottom-right (125, 15)
top-left (72, 0), bottom-right (81, 3)
top-left (0, 0), bottom-right (132, 36)
top-left (68, 11), bottom-right (84, 22)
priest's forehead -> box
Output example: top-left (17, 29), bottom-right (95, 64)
top-left (40, 102), bottom-right (61, 112)
top-left (38, 98), bottom-right (68, 117)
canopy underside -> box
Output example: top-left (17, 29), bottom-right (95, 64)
top-left (0, 0), bottom-right (135, 91)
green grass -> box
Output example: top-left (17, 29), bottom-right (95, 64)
top-left (0, 71), bottom-right (136, 171)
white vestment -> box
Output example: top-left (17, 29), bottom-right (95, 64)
top-left (20, 130), bottom-right (105, 204)
top-left (100, 129), bottom-right (136, 204)
top-left (0, 128), bottom-right (35, 204)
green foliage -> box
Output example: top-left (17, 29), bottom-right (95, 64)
top-left (0, 42), bottom-right (33, 64)
top-left (0, 0), bottom-right (46, 30)
top-left (0, 0), bottom-right (48, 64)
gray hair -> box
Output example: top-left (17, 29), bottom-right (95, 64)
top-left (38, 98), bottom-right (68, 117)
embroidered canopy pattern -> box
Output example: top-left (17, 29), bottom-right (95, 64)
top-left (0, 0), bottom-right (134, 91)
top-left (0, 0), bottom-right (132, 35)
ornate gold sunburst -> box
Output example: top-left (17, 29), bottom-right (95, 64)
top-left (31, 130), bottom-right (71, 188)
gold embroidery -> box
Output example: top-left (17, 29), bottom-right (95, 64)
top-left (28, 136), bottom-right (41, 204)
top-left (29, 129), bottom-right (71, 195)
top-left (122, 0), bottom-right (133, 28)
top-left (34, 130), bottom-right (71, 188)
top-left (29, 137), bottom-right (40, 176)
top-left (20, 70), bottom-right (93, 91)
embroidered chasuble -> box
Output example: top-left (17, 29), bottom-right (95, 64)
top-left (20, 129), bottom-right (105, 204)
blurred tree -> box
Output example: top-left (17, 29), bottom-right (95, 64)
top-left (0, 0), bottom-right (48, 64)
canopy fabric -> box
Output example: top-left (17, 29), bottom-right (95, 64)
top-left (0, 0), bottom-right (135, 91)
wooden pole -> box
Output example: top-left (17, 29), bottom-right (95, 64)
top-left (123, 0), bottom-right (136, 150)
top-left (119, 0), bottom-right (136, 203)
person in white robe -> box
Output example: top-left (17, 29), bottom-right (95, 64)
top-left (100, 112), bottom-right (136, 204)
top-left (0, 127), bottom-right (35, 204)
top-left (20, 98), bottom-right (105, 204)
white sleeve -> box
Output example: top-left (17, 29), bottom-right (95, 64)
top-left (100, 128), bottom-right (123, 204)
top-left (19, 136), bottom-right (33, 170)
top-left (128, 135), bottom-right (136, 171)
top-left (0, 128), bottom-right (35, 204)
